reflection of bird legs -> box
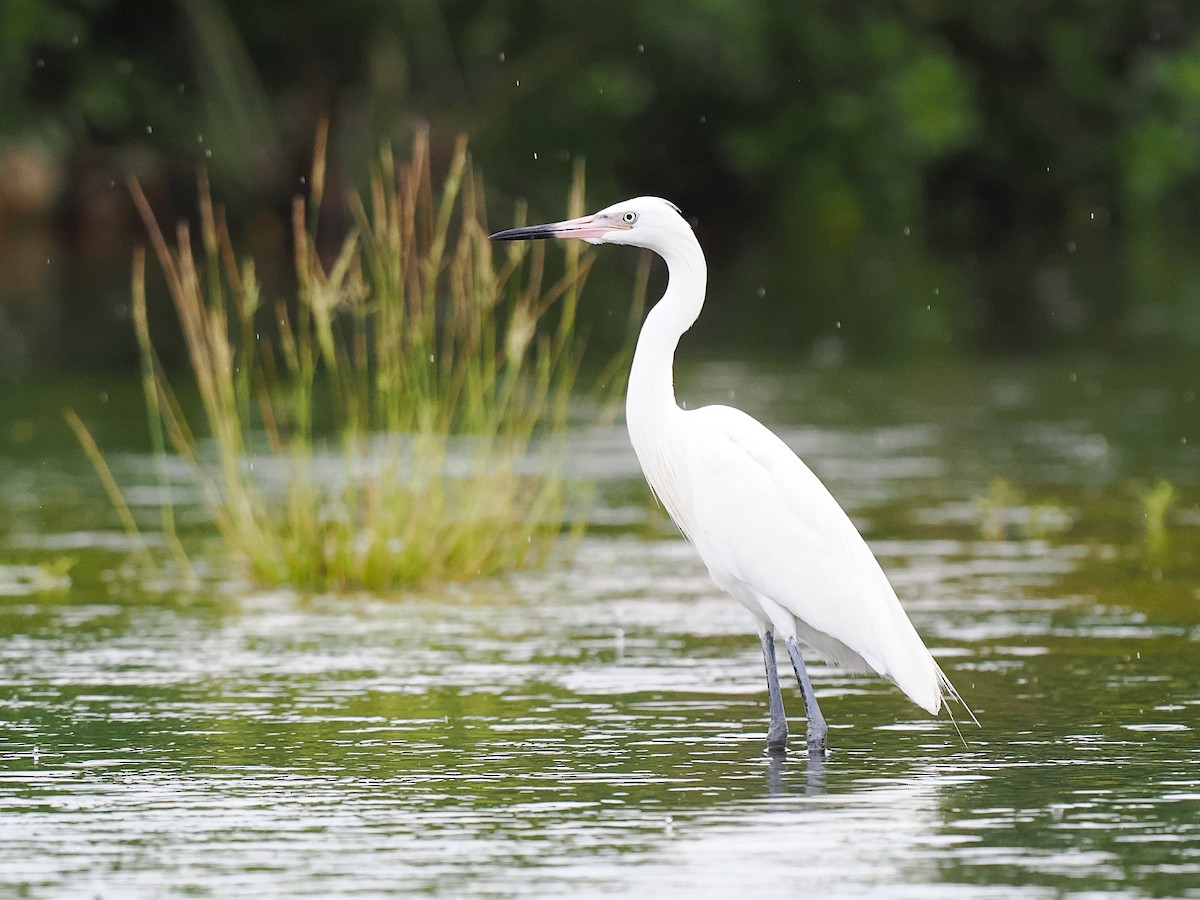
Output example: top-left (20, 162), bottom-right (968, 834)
top-left (765, 737), bottom-right (827, 797)
top-left (760, 629), bottom-right (828, 756)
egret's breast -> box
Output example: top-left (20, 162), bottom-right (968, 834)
top-left (626, 409), bottom-right (699, 541)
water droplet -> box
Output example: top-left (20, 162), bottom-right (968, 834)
top-left (756, 286), bottom-right (766, 298)
top-left (533, 152), bottom-right (538, 160)
top-left (205, 149), bottom-right (212, 158)
top-left (35, 58), bottom-right (44, 68)
top-left (429, 354), bottom-right (435, 363)
top-left (699, 115), bottom-right (706, 124)
top-left (146, 124), bottom-right (153, 134)
top-left (516, 79), bottom-right (521, 87)
top-left (1066, 240), bottom-right (1076, 253)
top-left (836, 321), bottom-right (842, 329)
top-left (498, 51), bottom-right (506, 62)
top-left (902, 225), bottom-right (911, 236)
top-left (637, 43), bottom-right (645, 53)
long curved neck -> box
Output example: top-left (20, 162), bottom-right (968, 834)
top-left (626, 231), bottom-right (708, 443)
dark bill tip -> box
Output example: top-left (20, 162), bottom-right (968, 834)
top-left (488, 224), bottom-right (559, 241)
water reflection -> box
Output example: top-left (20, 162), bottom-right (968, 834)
top-left (0, 361), bottom-right (1197, 897)
top-left (765, 748), bottom-right (826, 796)
top-left (2, 530), bottom-right (1195, 897)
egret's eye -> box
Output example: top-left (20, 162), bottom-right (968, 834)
top-left (621, 211), bottom-right (638, 225)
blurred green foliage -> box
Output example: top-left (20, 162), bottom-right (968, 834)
top-left (2, 0), bottom-right (1200, 368)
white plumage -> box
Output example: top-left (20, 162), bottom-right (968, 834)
top-left (491, 196), bottom-right (967, 754)
top-left (675, 403), bottom-right (947, 713)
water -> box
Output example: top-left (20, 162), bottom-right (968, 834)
top-left (1, 360), bottom-right (1198, 898)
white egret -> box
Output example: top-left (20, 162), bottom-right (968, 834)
top-left (490, 198), bottom-right (969, 755)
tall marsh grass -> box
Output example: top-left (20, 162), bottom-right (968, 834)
top-left (94, 128), bottom-right (626, 590)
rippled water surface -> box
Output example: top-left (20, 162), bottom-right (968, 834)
top-left (1, 360), bottom-right (1198, 898)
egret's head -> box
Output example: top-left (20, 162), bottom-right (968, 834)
top-left (489, 196), bottom-right (691, 254)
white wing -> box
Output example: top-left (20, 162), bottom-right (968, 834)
top-left (677, 404), bottom-right (947, 714)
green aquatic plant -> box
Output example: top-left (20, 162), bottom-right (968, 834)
top-left (0, 559), bottom-right (74, 597)
top-left (75, 128), bottom-right (633, 590)
top-left (1141, 478), bottom-right (1176, 563)
top-left (974, 476), bottom-right (1070, 541)
top-left (1142, 479), bottom-right (1176, 539)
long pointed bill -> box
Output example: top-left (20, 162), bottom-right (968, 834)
top-left (489, 214), bottom-right (614, 243)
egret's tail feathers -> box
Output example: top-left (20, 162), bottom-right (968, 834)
top-left (931, 665), bottom-right (974, 749)
top-left (937, 663), bottom-right (980, 727)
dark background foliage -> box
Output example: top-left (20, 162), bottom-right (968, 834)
top-left (2, 0), bottom-right (1199, 370)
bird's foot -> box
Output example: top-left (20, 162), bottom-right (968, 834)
top-left (805, 725), bottom-right (828, 757)
top-left (766, 721), bottom-right (789, 753)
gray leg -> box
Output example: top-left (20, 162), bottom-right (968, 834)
top-left (759, 629), bottom-right (788, 751)
top-left (785, 637), bottom-right (828, 756)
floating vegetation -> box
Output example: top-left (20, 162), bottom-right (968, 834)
top-left (0, 560), bottom-right (73, 597)
top-left (1140, 478), bottom-right (1177, 563)
top-left (974, 476), bottom-right (1072, 541)
top-left (73, 127), bottom-right (638, 590)
top-left (1141, 479), bottom-right (1176, 539)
